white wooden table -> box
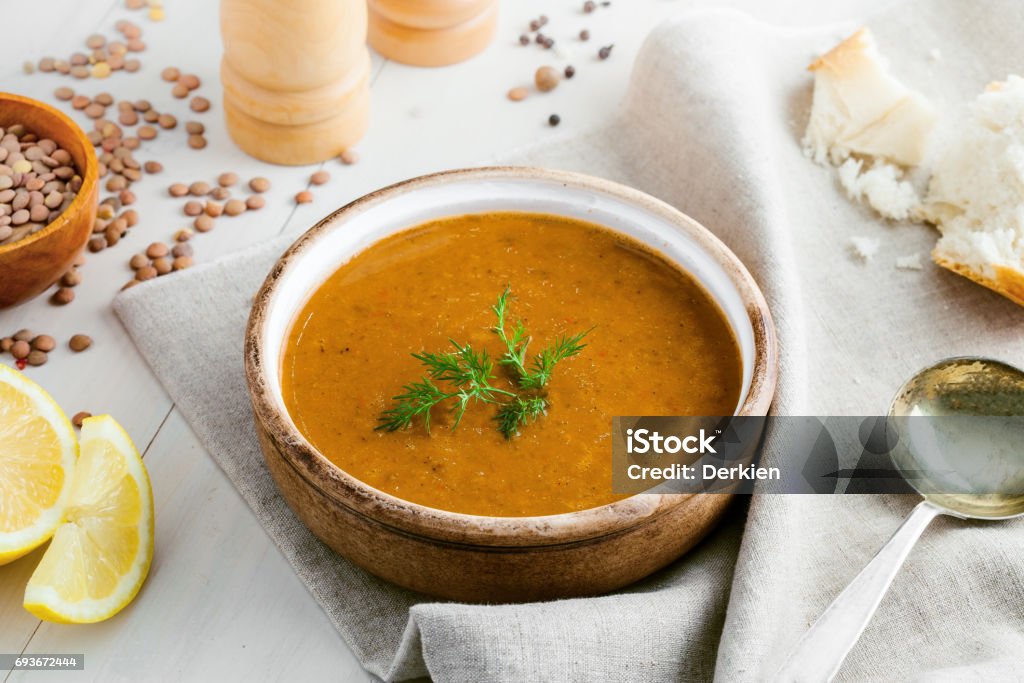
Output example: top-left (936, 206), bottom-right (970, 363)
top-left (0, 1), bottom-right (882, 680)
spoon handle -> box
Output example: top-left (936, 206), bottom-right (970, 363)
top-left (771, 500), bottom-right (943, 682)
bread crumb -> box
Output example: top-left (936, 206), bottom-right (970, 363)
top-left (923, 74), bottom-right (1024, 302)
top-left (849, 236), bottom-right (881, 262)
top-left (837, 158), bottom-right (920, 220)
top-left (895, 254), bottom-right (923, 270)
top-left (928, 48), bottom-right (942, 62)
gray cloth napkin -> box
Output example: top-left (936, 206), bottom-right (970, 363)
top-left (115, 1), bottom-right (1024, 680)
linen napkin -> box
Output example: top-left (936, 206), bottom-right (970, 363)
top-left (115, 0), bottom-right (1024, 680)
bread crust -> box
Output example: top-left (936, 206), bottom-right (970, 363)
top-left (932, 252), bottom-right (1024, 308)
top-left (808, 28), bottom-right (868, 73)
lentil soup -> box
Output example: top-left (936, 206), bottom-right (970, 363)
top-left (281, 211), bottom-right (742, 517)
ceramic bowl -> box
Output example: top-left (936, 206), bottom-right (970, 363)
top-left (0, 93), bottom-right (98, 308)
top-left (245, 167), bottom-right (777, 602)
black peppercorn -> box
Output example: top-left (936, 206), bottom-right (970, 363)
top-left (564, 65), bottom-right (575, 79)
top-left (584, 1), bottom-right (596, 13)
top-left (519, 34), bottom-right (530, 46)
top-left (579, 29), bottom-right (590, 41)
top-left (598, 44), bottom-right (613, 60)
top-left (543, 37), bottom-right (554, 49)
top-left (548, 114), bottom-right (560, 127)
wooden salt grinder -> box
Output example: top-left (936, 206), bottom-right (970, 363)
top-left (220, 0), bottom-right (370, 165)
top-left (367, 0), bottom-right (499, 67)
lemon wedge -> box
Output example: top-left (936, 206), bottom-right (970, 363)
top-left (24, 415), bottom-right (154, 624)
top-left (0, 365), bottom-right (78, 566)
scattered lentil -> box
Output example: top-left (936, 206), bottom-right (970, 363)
top-left (223, 198), bottom-right (246, 216)
top-left (51, 287), bottom-right (75, 305)
top-left (295, 191), bottom-right (313, 204)
top-left (217, 172), bottom-right (238, 187)
top-left (190, 96), bottom-right (210, 113)
top-left (10, 340), bottom-right (30, 360)
top-left (310, 170), bottom-right (330, 185)
top-left (535, 66), bottom-right (560, 92)
top-left (193, 215), bottom-right (214, 232)
top-left (507, 87), bottom-right (528, 102)
top-left (339, 150), bottom-right (359, 165)
top-left (69, 334), bottom-right (93, 352)
top-left (249, 177), bottom-right (271, 192)
top-left (245, 195), bottom-right (265, 210)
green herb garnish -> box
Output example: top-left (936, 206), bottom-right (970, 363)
top-left (377, 286), bottom-right (591, 439)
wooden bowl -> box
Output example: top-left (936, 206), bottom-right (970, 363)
top-left (245, 167), bottom-right (778, 602)
top-left (0, 93), bottom-right (98, 309)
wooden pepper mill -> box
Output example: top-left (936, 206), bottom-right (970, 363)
top-left (220, 0), bottom-right (370, 165)
top-left (367, 0), bottom-right (498, 67)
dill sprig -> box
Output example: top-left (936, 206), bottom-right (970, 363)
top-left (377, 287), bottom-right (591, 439)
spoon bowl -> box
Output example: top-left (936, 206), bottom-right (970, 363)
top-left (888, 357), bottom-right (1024, 520)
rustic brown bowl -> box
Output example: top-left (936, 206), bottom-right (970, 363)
top-left (0, 92), bottom-right (98, 308)
top-left (245, 167), bottom-right (778, 602)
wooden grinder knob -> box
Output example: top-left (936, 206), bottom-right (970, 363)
top-left (220, 0), bottom-right (370, 165)
top-left (368, 0), bottom-right (499, 67)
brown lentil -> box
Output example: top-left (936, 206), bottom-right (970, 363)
top-left (61, 269), bottom-right (82, 287)
top-left (223, 199), bottom-right (246, 216)
top-left (69, 334), bottom-right (92, 352)
top-left (193, 215), bottom-right (214, 232)
top-left (10, 340), bottom-right (30, 360)
top-left (26, 349), bottom-right (48, 366)
top-left (310, 170), bottom-right (330, 185)
top-left (507, 87), bottom-right (528, 102)
top-left (535, 66), bottom-right (560, 92)
top-left (188, 181), bottom-right (210, 196)
top-left (248, 177), bottom-right (271, 192)
top-left (129, 253), bottom-right (149, 270)
top-left (160, 66), bottom-right (180, 82)
top-left (245, 195), bottom-right (265, 210)
top-left (51, 287), bottom-right (75, 305)
top-left (169, 182), bottom-right (188, 197)
top-left (339, 150), bottom-right (359, 165)
top-left (171, 242), bottom-right (193, 258)
top-left (187, 135), bottom-right (207, 149)
top-left (190, 96), bottom-right (211, 113)
top-left (31, 334), bottom-right (56, 352)
top-left (136, 265), bottom-right (157, 281)
top-left (295, 191), bottom-right (313, 204)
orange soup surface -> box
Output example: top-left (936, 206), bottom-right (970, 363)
top-left (282, 212), bottom-right (742, 516)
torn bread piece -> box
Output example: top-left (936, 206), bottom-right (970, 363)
top-left (804, 28), bottom-right (937, 166)
top-left (804, 28), bottom-right (936, 222)
top-left (923, 76), bottom-right (1024, 307)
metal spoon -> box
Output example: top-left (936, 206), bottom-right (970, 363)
top-left (773, 357), bottom-right (1024, 682)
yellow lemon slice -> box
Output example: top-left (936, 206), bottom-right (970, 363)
top-left (0, 365), bottom-right (78, 566)
top-left (24, 415), bottom-right (154, 623)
